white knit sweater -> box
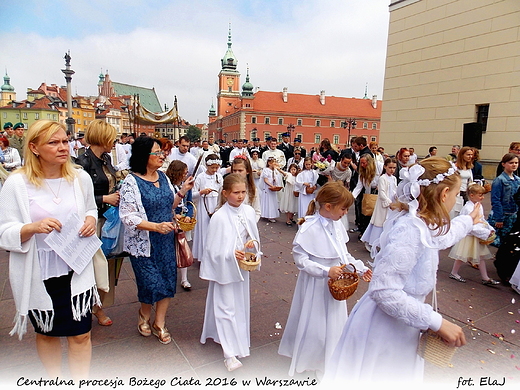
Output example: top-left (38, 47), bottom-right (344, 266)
top-left (0, 170), bottom-right (99, 339)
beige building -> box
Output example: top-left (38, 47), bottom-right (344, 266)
top-left (380, 0), bottom-right (520, 176)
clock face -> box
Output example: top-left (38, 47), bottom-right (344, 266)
top-left (227, 78), bottom-right (234, 86)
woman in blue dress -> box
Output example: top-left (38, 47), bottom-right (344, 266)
top-left (120, 136), bottom-right (194, 344)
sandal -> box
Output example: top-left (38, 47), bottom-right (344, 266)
top-left (286, 221), bottom-right (292, 226)
top-left (482, 279), bottom-right (500, 286)
top-left (224, 356), bottom-right (242, 372)
top-left (138, 309), bottom-right (152, 337)
top-left (449, 273), bottom-right (466, 283)
top-left (152, 323), bottom-right (172, 345)
top-left (94, 310), bottom-right (113, 326)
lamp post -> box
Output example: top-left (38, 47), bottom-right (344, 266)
top-left (343, 118), bottom-right (357, 147)
top-left (286, 123), bottom-right (295, 141)
top-left (61, 51), bottom-right (75, 136)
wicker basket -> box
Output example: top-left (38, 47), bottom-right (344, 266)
top-left (479, 232), bottom-right (496, 245)
top-left (177, 201), bottom-right (197, 232)
top-left (238, 239), bottom-right (261, 271)
top-left (269, 186), bottom-right (283, 192)
top-left (328, 264), bottom-right (359, 301)
top-left (305, 186), bottom-right (315, 195)
top-left (293, 191), bottom-right (300, 197)
top-left (418, 329), bottom-right (457, 367)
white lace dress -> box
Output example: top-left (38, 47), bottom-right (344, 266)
top-left (324, 212), bottom-right (473, 383)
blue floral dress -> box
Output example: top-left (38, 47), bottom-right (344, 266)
top-left (130, 172), bottom-right (177, 304)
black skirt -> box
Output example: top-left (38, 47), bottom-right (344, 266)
top-left (29, 271), bottom-right (92, 337)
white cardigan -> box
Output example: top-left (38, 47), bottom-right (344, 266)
top-left (0, 170), bottom-right (98, 339)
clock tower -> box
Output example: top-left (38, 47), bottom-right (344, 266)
top-left (217, 25), bottom-right (241, 118)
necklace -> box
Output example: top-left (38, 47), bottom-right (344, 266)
top-left (46, 178), bottom-right (63, 204)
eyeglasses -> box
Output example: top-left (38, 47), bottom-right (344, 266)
top-left (149, 151), bottom-right (165, 156)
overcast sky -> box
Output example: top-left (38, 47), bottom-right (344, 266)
top-left (1, 0), bottom-right (390, 124)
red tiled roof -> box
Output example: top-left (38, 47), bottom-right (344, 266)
top-left (250, 91), bottom-right (382, 119)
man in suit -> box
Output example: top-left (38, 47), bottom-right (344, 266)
top-left (277, 132), bottom-right (294, 168)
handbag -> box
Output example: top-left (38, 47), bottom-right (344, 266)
top-left (418, 283), bottom-right (457, 366)
top-left (175, 229), bottom-right (194, 268)
top-left (101, 206), bottom-right (128, 258)
top-left (361, 193), bottom-right (378, 216)
top-left (93, 248), bottom-right (110, 292)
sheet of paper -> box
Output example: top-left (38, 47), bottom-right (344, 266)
top-left (44, 213), bottom-right (102, 274)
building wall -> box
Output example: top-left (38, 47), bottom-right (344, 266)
top-left (380, 0), bottom-right (520, 163)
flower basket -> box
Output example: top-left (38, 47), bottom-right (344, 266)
top-left (177, 201), bottom-right (197, 232)
top-left (418, 329), bottom-right (457, 367)
top-left (479, 231), bottom-right (496, 245)
top-left (238, 239), bottom-right (261, 271)
top-left (328, 264), bottom-right (359, 301)
top-left (269, 186), bottom-right (283, 192)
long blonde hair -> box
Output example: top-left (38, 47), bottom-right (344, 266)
top-left (22, 120), bottom-right (78, 186)
top-left (359, 153), bottom-right (376, 185)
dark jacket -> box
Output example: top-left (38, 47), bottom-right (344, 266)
top-left (76, 148), bottom-right (118, 217)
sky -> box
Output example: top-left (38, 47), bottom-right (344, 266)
top-left (0, 0), bottom-right (391, 125)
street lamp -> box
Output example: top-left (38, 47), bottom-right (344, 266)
top-left (343, 118), bottom-right (357, 147)
top-left (286, 123), bottom-right (295, 140)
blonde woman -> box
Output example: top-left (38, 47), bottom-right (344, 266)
top-left (352, 154), bottom-right (382, 235)
top-left (450, 146), bottom-right (474, 218)
top-left (0, 120), bottom-right (98, 379)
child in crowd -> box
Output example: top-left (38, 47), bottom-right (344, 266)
top-left (324, 158), bottom-right (481, 383)
top-left (296, 157), bottom-right (318, 222)
top-left (192, 154), bottom-right (223, 261)
top-left (249, 149), bottom-right (265, 192)
top-left (199, 174), bottom-right (261, 371)
top-left (279, 163), bottom-right (300, 226)
top-left (231, 156), bottom-right (261, 221)
top-left (278, 181), bottom-right (372, 377)
top-left (165, 160), bottom-right (195, 290)
top-left (260, 157), bottom-right (283, 223)
top-left (361, 158), bottom-right (397, 254)
top-left (449, 183), bottom-right (498, 285)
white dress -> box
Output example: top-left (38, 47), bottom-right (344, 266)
top-left (279, 174), bottom-right (298, 214)
top-left (324, 212), bottom-right (473, 383)
top-left (192, 172), bottom-right (223, 259)
top-left (296, 169), bottom-right (318, 218)
top-left (200, 202), bottom-right (260, 359)
top-left (278, 214), bottom-right (369, 376)
top-left (450, 168), bottom-right (473, 218)
top-left (448, 201), bottom-right (494, 264)
top-left (260, 167), bottom-right (282, 219)
top-left (250, 158), bottom-right (265, 193)
top-left (361, 174), bottom-right (397, 250)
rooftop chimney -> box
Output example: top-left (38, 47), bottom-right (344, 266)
top-left (282, 87), bottom-right (288, 103)
top-left (372, 95), bottom-right (377, 109)
top-left (320, 90), bottom-right (325, 105)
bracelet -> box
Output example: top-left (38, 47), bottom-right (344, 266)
top-left (177, 192), bottom-right (185, 198)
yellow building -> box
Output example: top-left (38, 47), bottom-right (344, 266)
top-left (380, 0), bottom-right (519, 175)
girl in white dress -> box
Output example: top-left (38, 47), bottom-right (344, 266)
top-left (260, 157), bottom-right (282, 222)
top-left (279, 163), bottom-right (300, 226)
top-left (361, 158), bottom-right (397, 253)
top-left (249, 149), bottom-right (265, 192)
top-left (231, 156), bottom-right (261, 222)
top-left (192, 154), bottom-right (223, 261)
top-left (200, 174), bottom-right (260, 372)
top-left (324, 158), bottom-right (481, 384)
top-left (278, 181), bottom-right (372, 377)
top-left (448, 183), bottom-right (498, 285)
top-left (296, 157), bottom-right (318, 221)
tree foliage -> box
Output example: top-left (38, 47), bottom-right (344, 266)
top-left (185, 125), bottom-right (202, 142)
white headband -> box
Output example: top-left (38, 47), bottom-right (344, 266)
top-left (206, 159), bottom-right (222, 166)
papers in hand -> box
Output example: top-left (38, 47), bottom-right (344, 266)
top-left (44, 213), bottom-right (102, 275)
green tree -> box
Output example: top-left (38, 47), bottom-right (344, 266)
top-left (185, 125), bottom-right (202, 142)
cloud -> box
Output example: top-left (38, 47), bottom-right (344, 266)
top-left (1, 0), bottom-right (389, 124)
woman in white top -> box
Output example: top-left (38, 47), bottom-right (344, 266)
top-left (450, 146), bottom-right (474, 218)
top-left (0, 135), bottom-right (22, 171)
top-left (0, 120), bottom-right (98, 379)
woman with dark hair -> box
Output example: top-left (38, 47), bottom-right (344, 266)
top-left (119, 136), bottom-right (194, 344)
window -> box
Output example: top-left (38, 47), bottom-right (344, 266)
top-left (245, 103), bottom-right (251, 108)
top-left (22, 113), bottom-right (28, 120)
top-left (297, 119), bottom-right (302, 126)
top-left (53, 114), bottom-right (57, 120)
top-left (477, 104), bottom-right (489, 132)
top-left (315, 134), bottom-right (321, 144)
top-left (296, 133), bottom-right (303, 142)
top-left (2, 112), bottom-right (6, 118)
top-left (333, 135), bottom-right (340, 145)
top-left (316, 120), bottom-right (321, 127)
top-left (264, 131), bottom-right (271, 140)
top-left (47, 114), bottom-right (51, 119)
top-left (278, 117), bottom-right (283, 125)
top-left (372, 123), bottom-right (377, 129)
top-left (363, 122), bottom-right (368, 129)
top-left (251, 116), bottom-right (257, 124)
top-left (277, 133), bottom-right (283, 143)
top-left (84, 112), bottom-right (87, 117)
top-left (371, 136), bottom-right (377, 142)
top-left (264, 117), bottom-right (270, 125)
top-left (35, 113), bottom-right (40, 120)
top-left (330, 120), bottom-right (335, 128)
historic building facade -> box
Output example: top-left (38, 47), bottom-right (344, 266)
top-left (207, 30), bottom-right (382, 150)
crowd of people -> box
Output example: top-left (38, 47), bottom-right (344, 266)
top-left (1, 119), bottom-right (520, 383)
